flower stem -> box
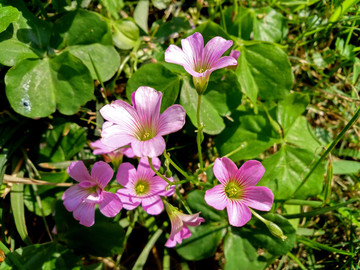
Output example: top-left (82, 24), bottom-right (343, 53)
top-left (163, 150), bottom-right (189, 178)
top-left (175, 189), bottom-right (192, 214)
top-left (196, 94), bottom-right (204, 171)
top-left (290, 106), bottom-right (360, 198)
top-left (148, 157), bottom-right (172, 185)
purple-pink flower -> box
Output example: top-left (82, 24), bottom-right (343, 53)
top-left (165, 32), bottom-right (237, 93)
top-left (90, 139), bottom-right (135, 158)
top-left (204, 157), bottom-right (274, 227)
top-left (230, 50), bottom-right (241, 61)
top-left (116, 157), bottom-right (175, 215)
top-left (99, 86), bottom-right (186, 158)
top-left (62, 161), bottom-right (122, 227)
top-left (164, 201), bottom-right (205, 247)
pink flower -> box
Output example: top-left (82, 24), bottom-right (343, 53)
top-left (204, 157), bottom-right (274, 227)
top-left (90, 139), bottom-right (135, 158)
top-left (165, 32), bottom-right (237, 93)
top-left (116, 157), bottom-right (175, 215)
top-left (99, 86), bottom-right (186, 158)
top-left (164, 201), bottom-right (205, 247)
top-left (62, 161), bottom-right (122, 227)
top-left (230, 50), bottom-right (240, 61)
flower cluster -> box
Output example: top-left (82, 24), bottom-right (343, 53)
top-left (62, 32), bottom-right (276, 248)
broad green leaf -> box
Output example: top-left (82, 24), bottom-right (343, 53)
top-left (0, 38), bottom-right (41, 66)
top-left (259, 144), bottom-right (325, 200)
top-left (234, 214), bottom-right (296, 256)
top-left (215, 106), bottom-right (281, 161)
top-left (237, 43), bottom-right (293, 101)
top-left (52, 9), bottom-right (113, 49)
top-left (224, 232), bottom-right (267, 270)
top-left (175, 223), bottom-right (227, 261)
top-left (110, 19), bottom-right (140, 50)
top-left (0, 242), bottom-right (81, 270)
top-left (126, 63), bottom-right (180, 112)
top-left (67, 44), bottom-right (120, 81)
top-left (54, 201), bottom-right (125, 257)
top-left (192, 21), bottom-right (232, 43)
top-left (277, 92), bottom-right (310, 135)
top-left (5, 52), bottom-right (94, 118)
top-left (180, 77), bottom-right (225, 135)
top-left (38, 119), bottom-right (87, 163)
top-left (154, 17), bottom-right (190, 42)
top-left (187, 190), bottom-right (227, 222)
top-left (222, 6), bottom-right (254, 40)
top-left (0, 5), bottom-right (19, 33)
top-left (99, 0), bottom-right (124, 19)
top-left (285, 116), bottom-right (322, 153)
top-left (253, 7), bottom-right (288, 43)
top-left (134, 0), bottom-right (149, 33)
top-left (332, 160), bottom-right (360, 175)
top-left (10, 183), bottom-right (31, 245)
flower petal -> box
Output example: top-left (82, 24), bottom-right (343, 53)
top-left (137, 157), bottom-right (159, 179)
top-left (165, 44), bottom-right (190, 68)
top-left (209, 56), bottom-right (238, 71)
top-left (116, 162), bottom-right (137, 188)
top-left (90, 139), bottom-right (113, 155)
top-left (100, 122), bottom-right (134, 150)
top-left (213, 157), bottom-right (238, 184)
top-left (131, 135), bottom-right (166, 158)
top-left (243, 186), bottom-right (274, 211)
top-left (98, 192), bottom-right (123, 217)
top-left (100, 99), bottom-right (138, 127)
top-left (67, 161), bottom-right (91, 183)
top-left (73, 201), bottom-right (95, 227)
top-left (204, 185), bottom-right (228, 210)
top-left (62, 185), bottom-right (89, 212)
top-left (116, 189), bottom-right (141, 210)
top-left (179, 212), bottom-right (205, 227)
top-left (158, 105), bottom-right (186, 136)
top-left (181, 32), bottom-right (204, 70)
top-left (91, 161), bottom-right (114, 189)
top-left (141, 195), bottom-right (164, 215)
top-left (131, 87), bottom-right (162, 126)
top-left (226, 201), bottom-right (252, 227)
top-left (236, 160), bottom-right (265, 187)
top-left (203, 36), bottom-right (233, 67)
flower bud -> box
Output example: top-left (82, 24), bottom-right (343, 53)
top-left (267, 222), bottom-right (287, 241)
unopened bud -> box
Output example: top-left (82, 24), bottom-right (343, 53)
top-left (267, 222), bottom-right (287, 241)
top-left (165, 170), bottom-right (172, 178)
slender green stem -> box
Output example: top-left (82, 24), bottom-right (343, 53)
top-left (148, 158), bottom-right (171, 185)
top-left (287, 252), bottom-right (306, 270)
top-left (163, 150), bottom-right (189, 178)
top-left (0, 241), bottom-right (24, 269)
top-left (196, 94), bottom-right (204, 171)
top-left (175, 189), bottom-right (192, 214)
top-left (290, 106), bottom-right (360, 198)
top-left (250, 209), bottom-right (268, 224)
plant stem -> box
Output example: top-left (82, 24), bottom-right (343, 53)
top-left (0, 241), bottom-right (24, 269)
top-left (287, 252), bottom-right (306, 270)
top-left (163, 150), bottom-right (189, 178)
top-left (148, 158), bottom-right (171, 185)
top-left (290, 106), bottom-right (360, 198)
top-left (175, 189), bottom-right (192, 214)
top-left (3, 175), bottom-right (73, 187)
top-left (196, 94), bottom-right (204, 171)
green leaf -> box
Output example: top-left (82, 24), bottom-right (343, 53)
top-left (175, 223), bottom-right (227, 261)
top-left (332, 160), bottom-right (360, 175)
top-left (154, 17), bottom-right (190, 42)
top-left (193, 21), bottom-right (232, 43)
top-left (38, 119), bottom-right (87, 163)
top-left (259, 144), bottom-right (325, 200)
top-left (151, 0), bottom-right (171, 10)
top-left (277, 92), bottom-right (310, 135)
top-left (235, 214), bottom-right (296, 256)
top-left (99, 0), bottom-right (124, 19)
top-left (110, 19), bottom-right (140, 50)
top-left (5, 52), bottom-right (94, 118)
top-left (187, 190), bottom-right (227, 222)
top-left (237, 43), bottom-right (293, 101)
top-left (215, 106), bottom-right (280, 161)
top-left (222, 6), bottom-right (254, 40)
top-left (253, 7), bottom-right (288, 43)
top-left (126, 63), bottom-right (180, 112)
top-left (10, 183), bottom-right (31, 245)
top-left (285, 116), bottom-right (322, 153)
top-left (134, 0), bottom-right (149, 33)
top-left (54, 201), bottom-right (125, 257)
top-left (0, 5), bottom-right (19, 33)
top-left (67, 44), bottom-right (120, 81)
top-left (0, 242), bottom-right (81, 269)
top-left (52, 9), bottom-right (113, 49)
top-left (224, 232), bottom-right (267, 270)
